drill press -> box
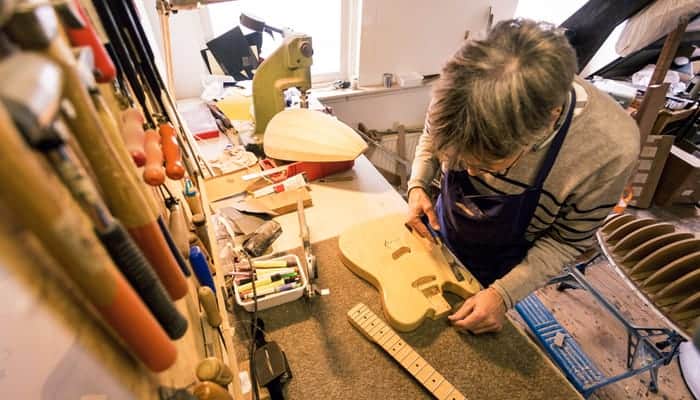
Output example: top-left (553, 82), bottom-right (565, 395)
top-left (252, 33), bottom-right (313, 137)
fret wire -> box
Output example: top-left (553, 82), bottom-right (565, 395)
top-left (416, 365), bottom-right (437, 384)
top-left (400, 350), bottom-right (420, 369)
top-left (360, 314), bottom-right (378, 331)
top-left (425, 371), bottom-right (445, 392)
top-left (395, 345), bottom-right (414, 363)
top-left (381, 334), bottom-right (401, 350)
top-left (407, 356), bottom-right (428, 375)
top-left (388, 338), bottom-right (405, 355)
top-left (379, 328), bottom-right (398, 345)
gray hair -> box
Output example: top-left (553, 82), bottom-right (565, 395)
top-left (429, 19), bottom-right (577, 163)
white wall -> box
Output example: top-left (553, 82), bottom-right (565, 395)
top-left (331, 0), bottom-right (518, 130)
top-left (135, 0), bottom-right (211, 99)
top-left (358, 0), bottom-right (518, 86)
top-left (324, 86), bottom-right (432, 130)
top-left (137, 0), bottom-right (518, 100)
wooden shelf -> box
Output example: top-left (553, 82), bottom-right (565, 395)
top-left (198, 174), bottom-right (245, 399)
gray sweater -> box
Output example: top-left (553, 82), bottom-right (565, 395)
top-left (408, 77), bottom-right (640, 308)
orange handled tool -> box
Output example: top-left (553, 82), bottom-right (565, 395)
top-left (160, 121), bottom-right (185, 180)
top-left (143, 128), bottom-right (165, 186)
top-left (59, 0), bottom-right (116, 83)
top-left (0, 103), bottom-right (176, 372)
top-left (6, 3), bottom-right (188, 300)
top-left (121, 107), bottom-right (147, 166)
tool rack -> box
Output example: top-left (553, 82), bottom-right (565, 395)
top-left (516, 237), bottom-right (686, 398)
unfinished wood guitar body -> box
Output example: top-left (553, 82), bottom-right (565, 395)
top-left (339, 214), bottom-right (481, 332)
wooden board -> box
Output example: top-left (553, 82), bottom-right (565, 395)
top-left (606, 218), bottom-right (656, 245)
top-left (630, 239), bottom-right (700, 278)
top-left (653, 145), bottom-right (700, 206)
top-left (655, 269), bottom-right (700, 307)
top-left (338, 214), bottom-right (480, 332)
top-left (670, 292), bottom-right (700, 321)
top-left (611, 222), bottom-right (675, 257)
top-left (204, 165), bottom-right (262, 202)
top-left (642, 248), bottom-right (700, 291)
top-left (620, 232), bottom-right (694, 269)
top-left (600, 214), bottom-right (636, 235)
top-left (628, 135), bottom-right (674, 208)
top-left (197, 174), bottom-right (246, 399)
top-left (243, 187), bottom-right (312, 215)
top-left (263, 108), bottom-right (368, 162)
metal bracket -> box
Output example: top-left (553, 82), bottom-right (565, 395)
top-left (544, 262), bottom-right (684, 395)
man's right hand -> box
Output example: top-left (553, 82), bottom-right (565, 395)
top-left (406, 187), bottom-right (440, 239)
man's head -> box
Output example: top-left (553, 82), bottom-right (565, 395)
top-left (430, 19), bottom-right (577, 174)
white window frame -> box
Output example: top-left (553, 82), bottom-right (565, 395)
top-left (198, 0), bottom-right (361, 86)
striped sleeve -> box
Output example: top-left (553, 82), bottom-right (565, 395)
top-left (492, 164), bottom-right (636, 308)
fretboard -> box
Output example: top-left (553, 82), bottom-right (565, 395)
top-left (347, 303), bottom-right (468, 400)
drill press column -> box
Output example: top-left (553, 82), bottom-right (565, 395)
top-left (252, 34), bottom-right (313, 137)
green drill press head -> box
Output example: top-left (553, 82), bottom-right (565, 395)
top-left (252, 34), bottom-right (313, 136)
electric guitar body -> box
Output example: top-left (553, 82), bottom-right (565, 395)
top-left (339, 214), bottom-right (481, 332)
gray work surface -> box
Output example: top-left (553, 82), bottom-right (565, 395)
top-left (233, 237), bottom-right (581, 400)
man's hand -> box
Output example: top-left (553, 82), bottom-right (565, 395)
top-left (448, 287), bottom-right (506, 334)
top-left (406, 187), bottom-right (440, 238)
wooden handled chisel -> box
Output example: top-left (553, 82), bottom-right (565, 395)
top-left (57, 0), bottom-right (116, 82)
top-left (120, 107), bottom-right (147, 167)
top-left (4, 2), bottom-right (189, 299)
top-left (0, 101), bottom-right (176, 372)
top-left (91, 0), bottom-right (207, 179)
top-left (0, 51), bottom-right (187, 340)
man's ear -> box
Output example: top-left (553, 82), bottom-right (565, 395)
top-left (550, 106), bottom-right (564, 125)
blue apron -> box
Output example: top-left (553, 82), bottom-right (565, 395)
top-left (435, 90), bottom-right (576, 286)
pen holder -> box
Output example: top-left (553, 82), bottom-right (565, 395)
top-left (233, 254), bottom-right (307, 312)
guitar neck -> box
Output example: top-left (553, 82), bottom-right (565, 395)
top-left (347, 303), bottom-right (467, 400)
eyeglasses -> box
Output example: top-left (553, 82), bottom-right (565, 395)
top-left (460, 147), bottom-right (527, 176)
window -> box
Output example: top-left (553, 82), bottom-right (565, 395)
top-left (203, 0), bottom-right (355, 83)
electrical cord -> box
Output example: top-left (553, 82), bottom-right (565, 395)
top-left (242, 249), bottom-right (260, 400)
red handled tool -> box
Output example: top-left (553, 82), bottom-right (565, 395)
top-left (159, 119), bottom-right (185, 179)
top-left (143, 128), bottom-right (165, 186)
top-left (121, 107), bottom-right (147, 166)
top-left (61, 0), bottom-right (116, 83)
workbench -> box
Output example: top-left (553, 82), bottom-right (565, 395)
top-left (221, 155), bottom-right (582, 399)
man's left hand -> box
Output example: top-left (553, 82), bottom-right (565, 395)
top-left (448, 287), bottom-right (506, 334)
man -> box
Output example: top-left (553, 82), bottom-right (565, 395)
top-left (406, 19), bottom-right (639, 334)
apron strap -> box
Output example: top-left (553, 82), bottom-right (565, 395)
top-left (533, 89), bottom-right (577, 187)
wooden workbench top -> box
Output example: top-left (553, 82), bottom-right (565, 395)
top-left (268, 155), bottom-right (408, 253)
